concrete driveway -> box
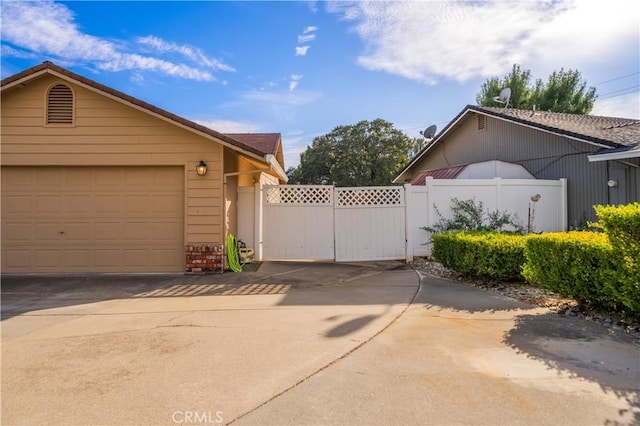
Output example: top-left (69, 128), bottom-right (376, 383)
top-left (2, 263), bottom-right (639, 425)
top-left (1, 262), bottom-right (417, 425)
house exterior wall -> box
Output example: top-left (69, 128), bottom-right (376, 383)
top-left (408, 112), bottom-right (634, 226)
top-left (1, 75), bottom-right (225, 269)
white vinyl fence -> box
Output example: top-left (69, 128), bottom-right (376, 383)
top-left (406, 177), bottom-right (568, 258)
top-left (334, 187), bottom-right (406, 261)
top-left (251, 177), bottom-right (567, 262)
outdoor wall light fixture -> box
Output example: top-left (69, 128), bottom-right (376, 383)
top-left (607, 179), bottom-right (618, 188)
top-left (196, 160), bottom-right (208, 176)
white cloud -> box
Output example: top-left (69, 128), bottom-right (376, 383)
top-left (592, 93), bottom-right (640, 119)
top-left (289, 74), bottom-right (303, 92)
top-left (0, 0), bottom-right (227, 81)
top-left (331, 1), bottom-right (640, 84)
top-left (296, 46), bottom-right (311, 56)
top-left (137, 35), bottom-right (235, 72)
top-left (306, 2), bottom-right (319, 14)
top-left (297, 34), bottom-right (317, 44)
top-left (303, 26), bottom-right (319, 34)
top-left (98, 54), bottom-right (213, 81)
top-left (194, 119), bottom-right (261, 133)
top-left (0, 45), bottom-right (37, 59)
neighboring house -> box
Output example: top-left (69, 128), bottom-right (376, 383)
top-left (1, 62), bottom-right (287, 273)
top-left (395, 105), bottom-right (640, 228)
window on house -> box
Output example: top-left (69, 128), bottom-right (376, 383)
top-left (477, 114), bottom-right (486, 132)
top-left (47, 84), bottom-right (74, 125)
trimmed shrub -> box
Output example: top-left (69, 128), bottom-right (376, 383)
top-left (432, 232), bottom-right (528, 281)
top-left (522, 232), bottom-right (622, 312)
top-left (594, 203), bottom-right (640, 313)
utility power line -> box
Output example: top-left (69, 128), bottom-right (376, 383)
top-left (598, 85), bottom-right (640, 99)
top-left (594, 72), bottom-right (640, 86)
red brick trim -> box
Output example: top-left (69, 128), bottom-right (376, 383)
top-left (185, 244), bottom-right (225, 275)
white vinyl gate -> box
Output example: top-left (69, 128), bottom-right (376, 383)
top-left (262, 185), bottom-right (406, 262)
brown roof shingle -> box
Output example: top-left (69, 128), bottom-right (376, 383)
top-left (471, 106), bottom-right (640, 148)
top-left (224, 133), bottom-right (281, 156)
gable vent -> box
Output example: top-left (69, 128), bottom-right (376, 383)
top-left (477, 114), bottom-right (486, 132)
top-left (47, 84), bottom-right (74, 124)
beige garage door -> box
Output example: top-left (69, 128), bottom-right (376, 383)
top-left (2, 166), bottom-right (184, 273)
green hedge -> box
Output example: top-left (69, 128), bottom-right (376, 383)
top-left (431, 203), bottom-right (640, 318)
top-left (432, 232), bottom-right (528, 281)
top-left (594, 203), bottom-right (640, 313)
top-left (521, 232), bottom-right (621, 311)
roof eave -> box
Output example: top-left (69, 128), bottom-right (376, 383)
top-left (394, 104), bottom-right (626, 182)
top-left (588, 148), bottom-right (640, 162)
top-left (1, 63), bottom-right (271, 166)
top-left (393, 106), bottom-right (474, 183)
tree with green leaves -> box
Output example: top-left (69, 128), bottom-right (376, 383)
top-left (287, 119), bottom-right (413, 186)
top-left (477, 64), bottom-right (597, 114)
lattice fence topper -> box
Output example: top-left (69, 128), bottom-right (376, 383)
top-left (265, 185), bottom-right (333, 205)
top-left (337, 187), bottom-right (404, 207)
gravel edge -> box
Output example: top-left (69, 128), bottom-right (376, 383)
top-left (410, 258), bottom-right (640, 341)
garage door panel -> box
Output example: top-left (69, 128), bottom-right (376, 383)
top-left (4, 222), bottom-right (33, 241)
top-left (152, 249), bottom-right (182, 267)
top-left (36, 196), bottom-right (64, 215)
top-left (35, 222), bottom-right (63, 241)
top-left (94, 195), bottom-right (122, 214)
top-left (4, 196), bottom-right (32, 214)
top-left (153, 195), bottom-right (182, 213)
top-left (122, 222), bottom-right (149, 240)
top-left (5, 168), bottom-right (34, 187)
top-left (124, 195), bottom-right (150, 214)
top-left (95, 168), bottom-right (124, 188)
top-left (4, 250), bottom-right (30, 268)
top-left (124, 250), bottom-right (150, 267)
top-left (64, 169), bottom-right (93, 189)
top-left (150, 221), bottom-right (181, 242)
top-left (2, 166), bottom-right (184, 272)
top-left (64, 250), bottom-right (91, 267)
top-left (36, 168), bottom-right (64, 187)
top-left (124, 168), bottom-right (154, 186)
top-left (94, 250), bottom-right (121, 267)
top-left (64, 222), bottom-right (92, 240)
top-left (94, 222), bottom-right (121, 241)
top-left (34, 250), bottom-right (61, 268)
top-left (64, 196), bottom-right (92, 215)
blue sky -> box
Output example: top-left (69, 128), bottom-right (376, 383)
top-left (2, 1), bottom-right (639, 169)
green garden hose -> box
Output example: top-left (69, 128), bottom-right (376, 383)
top-left (226, 233), bottom-right (243, 272)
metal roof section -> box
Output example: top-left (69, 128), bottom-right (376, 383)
top-left (409, 165), bottom-right (466, 185)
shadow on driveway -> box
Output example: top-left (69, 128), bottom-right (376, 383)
top-left (416, 271), bottom-right (536, 313)
top-left (417, 274), bottom-right (640, 425)
top-left (504, 312), bottom-right (640, 424)
top-left (1, 261), bottom-right (417, 321)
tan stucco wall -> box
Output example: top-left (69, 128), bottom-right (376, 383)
top-left (1, 74), bottom-right (225, 245)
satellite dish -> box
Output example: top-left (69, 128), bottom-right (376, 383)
top-left (493, 87), bottom-right (511, 108)
top-left (420, 124), bottom-right (437, 139)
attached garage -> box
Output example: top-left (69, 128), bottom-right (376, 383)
top-left (2, 166), bottom-right (184, 272)
top-left (1, 62), bottom-right (287, 274)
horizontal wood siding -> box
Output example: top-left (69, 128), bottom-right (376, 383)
top-left (412, 113), bottom-right (611, 226)
top-left (1, 75), bottom-right (223, 245)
